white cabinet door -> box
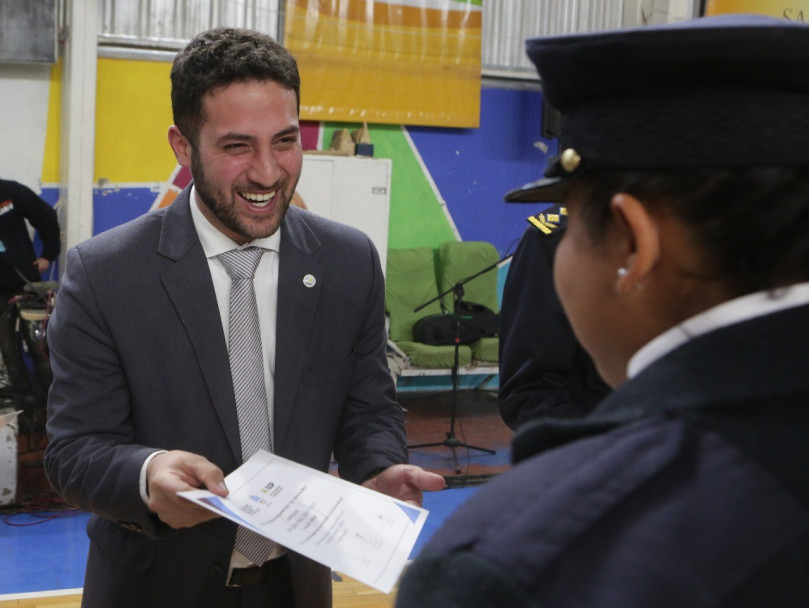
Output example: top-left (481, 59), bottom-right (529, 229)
top-left (296, 155), bottom-right (391, 275)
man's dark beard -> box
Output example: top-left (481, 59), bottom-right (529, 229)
top-left (190, 147), bottom-right (291, 240)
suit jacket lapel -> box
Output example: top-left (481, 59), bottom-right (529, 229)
top-left (158, 187), bottom-right (242, 462)
top-left (274, 208), bottom-right (323, 454)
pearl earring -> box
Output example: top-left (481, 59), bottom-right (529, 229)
top-left (617, 267), bottom-right (628, 277)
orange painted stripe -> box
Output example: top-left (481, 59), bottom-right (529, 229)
top-left (156, 189), bottom-right (178, 209)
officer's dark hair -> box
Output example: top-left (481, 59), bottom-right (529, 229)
top-left (170, 27), bottom-right (301, 147)
top-left (568, 166), bottom-right (809, 297)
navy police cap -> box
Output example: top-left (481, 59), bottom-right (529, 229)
top-left (505, 14), bottom-right (809, 203)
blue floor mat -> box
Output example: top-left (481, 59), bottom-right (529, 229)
top-left (0, 485), bottom-right (480, 595)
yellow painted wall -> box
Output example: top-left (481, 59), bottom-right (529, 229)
top-left (42, 61), bottom-right (62, 184)
top-left (94, 58), bottom-right (176, 183)
top-left (42, 58), bottom-right (176, 183)
top-left (44, 57), bottom-right (177, 185)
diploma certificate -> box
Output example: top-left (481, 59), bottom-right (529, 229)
top-left (179, 450), bottom-right (429, 593)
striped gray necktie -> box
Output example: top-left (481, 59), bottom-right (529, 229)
top-left (218, 246), bottom-right (276, 565)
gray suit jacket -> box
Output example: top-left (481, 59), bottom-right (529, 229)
top-left (45, 187), bottom-right (407, 608)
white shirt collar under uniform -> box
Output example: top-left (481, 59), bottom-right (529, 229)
top-left (627, 281), bottom-right (809, 379)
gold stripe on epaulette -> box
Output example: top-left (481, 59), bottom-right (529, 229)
top-left (527, 211), bottom-right (562, 235)
top-left (527, 214), bottom-right (553, 234)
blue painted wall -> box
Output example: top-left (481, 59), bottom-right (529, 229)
top-left (409, 87), bottom-right (558, 258)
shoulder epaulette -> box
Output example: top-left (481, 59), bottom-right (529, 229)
top-left (526, 205), bottom-right (567, 235)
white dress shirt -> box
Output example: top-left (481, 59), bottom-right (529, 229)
top-left (628, 282), bottom-right (809, 379)
top-left (190, 188), bottom-right (285, 567)
top-left (189, 187), bottom-right (280, 438)
top-left (140, 188), bottom-right (285, 566)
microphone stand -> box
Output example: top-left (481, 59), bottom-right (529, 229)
top-left (407, 253), bottom-right (511, 474)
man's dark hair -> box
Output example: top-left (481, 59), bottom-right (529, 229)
top-left (568, 167), bottom-right (809, 296)
top-left (170, 27), bottom-right (301, 146)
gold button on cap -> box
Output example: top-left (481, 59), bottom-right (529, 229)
top-left (559, 148), bottom-right (582, 173)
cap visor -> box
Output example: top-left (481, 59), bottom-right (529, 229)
top-left (504, 177), bottom-right (568, 203)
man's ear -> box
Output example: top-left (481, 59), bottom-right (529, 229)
top-left (610, 193), bottom-right (660, 294)
top-left (167, 126), bottom-right (192, 167)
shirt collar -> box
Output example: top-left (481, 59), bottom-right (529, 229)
top-left (628, 281), bottom-right (809, 379)
top-left (189, 185), bottom-right (282, 258)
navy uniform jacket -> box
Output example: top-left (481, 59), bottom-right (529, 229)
top-left (45, 187), bottom-right (407, 608)
top-left (499, 208), bottom-right (610, 429)
top-left (397, 303), bottom-right (809, 607)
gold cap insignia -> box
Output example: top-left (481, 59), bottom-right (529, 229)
top-left (559, 148), bottom-right (582, 173)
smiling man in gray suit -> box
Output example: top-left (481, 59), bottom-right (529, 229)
top-left (44, 28), bottom-right (444, 608)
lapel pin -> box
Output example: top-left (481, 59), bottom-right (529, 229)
top-left (303, 274), bottom-right (317, 288)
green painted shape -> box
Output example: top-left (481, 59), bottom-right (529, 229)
top-left (322, 123), bottom-right (457, 255)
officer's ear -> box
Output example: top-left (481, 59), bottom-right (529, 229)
top-left (609, 193), bottom-right (660, 295)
